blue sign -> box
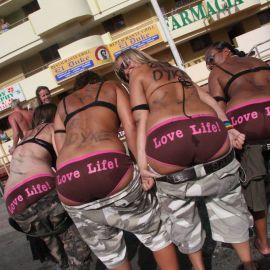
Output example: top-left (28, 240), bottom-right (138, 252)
top-left (114, 34), bottom-right (160, 57)
top-left (55, 60), bottom-right (94, 81)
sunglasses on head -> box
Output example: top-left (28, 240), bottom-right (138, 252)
top-left (115, 58), bottom-right (131, 83)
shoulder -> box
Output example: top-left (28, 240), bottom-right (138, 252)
top-left (104, 80), bottom-right (125, 92)
top-left (250, 57), bottom-right (268, 67)
top-left (131, 65), bottom-right (150, 82)
top-left (8, 111), bottom-right (21, 121)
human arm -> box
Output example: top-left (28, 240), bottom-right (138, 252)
top-left (115, 82), bottom-right (137, 160)
top-left (207, 73), bottom-right (227, 111)
top-left (8, 114), bottom-right (21, 154)
top-left (196, 84), bottom-right (245, 149)
top-left (129, 71), bottom-right (157, 190)
top-left (53, 102), bottom-right (66, 155)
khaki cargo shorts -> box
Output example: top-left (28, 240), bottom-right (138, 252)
top-left (63, 166), bottom-right (171, 269)
top-left (156, 158), bottom-right (253, 254)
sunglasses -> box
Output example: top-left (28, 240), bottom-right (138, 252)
top-left (205, 51), bottom-right (221, 65)
top-left (115, 58), bottom-right (131, 83)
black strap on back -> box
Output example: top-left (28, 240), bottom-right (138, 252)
top-left (63, 96), bottom-right (68, 115)
top-left (63, 82), bottom-right (104, 126)
top-left (213, 96), bottom-right (227, 103)
top-left (95, 81), bottom-right (104, 101)
top-left (224, 66), bottom-right (270, 99)
top-left (132, 104), bottom-right (150, 112)
top-left (54, 129), bottom-right (66, 134)
top-left (214, 65), bottom-right (270, 101)
top-left (33, 124), bottom-right (48, 138)
top-left (17, 124), bottom-right (48, 147)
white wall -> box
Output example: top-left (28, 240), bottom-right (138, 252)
top-left (58, 34), bottom-right (110, 58)
top-left (19, 68), bottom-right (58, 100)
top-left (235, 24), bottom-right (270, 56)
top-left (186, 61), bottom-right (209, 86)
top-left (0, 20), bottom-right (41, 60)
top-left (29, 0), bottom-right (93, 35)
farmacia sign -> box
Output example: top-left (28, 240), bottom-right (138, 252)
top-left (166, 0), bottom-right (244, 31)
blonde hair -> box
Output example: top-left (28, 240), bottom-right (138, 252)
top-left (114, 49), bottom-right (162, 84)
top-left (115, 49), bottom-right (157, 69)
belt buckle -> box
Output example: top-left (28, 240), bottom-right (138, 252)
top-left (264, 143), bottom-right (270, 151)
top-left (171, 174), bottom-right (185, 184)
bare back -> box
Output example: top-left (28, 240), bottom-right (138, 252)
top-left (55, 81), bottom-right (131, 165)
top-left (130, 62), bottom-right (230, 174)
top-left (5, 123), bottom-right (55, 192)
top-left (8, 109), bottom-right (33, 137)
top-left (130, 62), bottom-right (219, 129)
top-left (208, 56), bottom-right (270, 110)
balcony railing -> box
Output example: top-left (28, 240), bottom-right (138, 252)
top-left (111, 17), bottom-right (159, 40)
top-left (0, 17), bottom-right (29, 34)
top-left (24, 57), bottom-right (61, 78)
top-left (247, 39), bottom-right (270, 62)
top-left (165, 0), bottom-right (202, 17)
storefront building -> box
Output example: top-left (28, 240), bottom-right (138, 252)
top-left (0, 0), bottom-right (270, 156)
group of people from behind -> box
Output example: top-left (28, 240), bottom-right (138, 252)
top-left (3, 43), bottom-right (270, 270)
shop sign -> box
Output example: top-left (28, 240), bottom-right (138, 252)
top-left (0, 84), bottom-right (25, 112)
top-left (50, 46), bottom-right (111, 82)
top-left (166, 0), bottom-right (245, 31)
top-left (109, 24), bottom-right (163, 58)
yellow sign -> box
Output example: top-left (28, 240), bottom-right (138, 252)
top-left (50, 45), bottom-right (112, 82)
top-left (109, 23), bottom-right (163, 59)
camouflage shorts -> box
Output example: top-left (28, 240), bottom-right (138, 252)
top-left (63, 166), bottom-right (171, 269)
top-left (156, 158), bottom-right (253, 254)
top-left (12, 191), bottom-right (92, 270)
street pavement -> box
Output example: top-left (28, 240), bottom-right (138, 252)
top-left (1, 197), bottom-right (270, 270)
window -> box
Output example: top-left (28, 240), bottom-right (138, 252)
top-left (257, 9), bottom-right (270, 25)
top-left (102, 15), bottom-right (126, 33)
top-left (228, 23), bottom-right (245, 44)
top-left (190, 34), bottom-right (212, 52)
top-left (22, 0), bottom-right (40, 16)
top-left (40, 44), bottom-right (60, 64)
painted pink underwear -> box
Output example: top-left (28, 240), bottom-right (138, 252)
top-left (4, 173), bottom-right (55, 215)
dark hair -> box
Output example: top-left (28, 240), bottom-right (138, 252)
top-left (210, 41), bottom-right (246, 57)
top-left (73, 70), bottom-right (103, 90)
top-left (36, 86), bottom-right (50, 105)
top-left (32, 103), bottom-right (57, 128)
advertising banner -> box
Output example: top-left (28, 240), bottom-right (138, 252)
top-left (0, 84), bottom-right (25, 112)
top-left (109, 23), bottom-right (163, 59)
top-left (50, 45), bottom-right (112, 82)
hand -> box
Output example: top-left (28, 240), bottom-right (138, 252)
top-left (139, 168), bottom-right (159, 191)
top-left (141, 176), bottom-right (155, 191)
top-left (228, 128), bottom-right (245, 149)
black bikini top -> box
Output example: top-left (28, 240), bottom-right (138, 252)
top-left (131, 77), bottom-right (193, 112)
top-left (63, 82), bottom-right (119, 127)
top-left (214, 65), bottom-right (270, 103)
top-left (17, 124), bottom-right (56, 168)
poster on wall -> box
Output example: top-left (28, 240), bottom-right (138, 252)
top-left (50, 45), bottom-right (112, 83)
top-left (108, 23), bottom-right (163, 59)
top-left (0, 84), bottom-right (25, 112)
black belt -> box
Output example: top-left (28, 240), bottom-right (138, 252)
top-left (157, 149), bottom-right (235, 184)
top-left (246, 140), bottom-right (270, 152)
